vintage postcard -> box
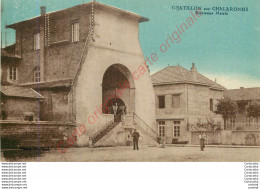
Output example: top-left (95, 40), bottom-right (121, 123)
top-left (1, 0), bottom-right (260, 163)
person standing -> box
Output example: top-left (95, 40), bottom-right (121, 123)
top-left (132, 129), bottom-right (140, 150)
top-left (199, 132), bottom-right (207, 151)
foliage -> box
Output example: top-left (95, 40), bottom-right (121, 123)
top-left (214, 98), bottom-right (238, 125)
top-left (246, 101), bottom-right (260, 118)
top-left (195, 117), bottom-right (221, 131)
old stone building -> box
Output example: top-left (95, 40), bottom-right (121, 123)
top-left (151, 63), bottom-right (226, 144)
top-left (2, 2), bottom-right (157, 147)
top-left (1, 45), bottom-right (44, 121)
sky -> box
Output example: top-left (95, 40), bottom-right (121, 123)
top-left (1, 0), bottom-right (260, 89)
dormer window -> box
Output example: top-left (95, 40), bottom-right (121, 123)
top-left (71, 22), bottom-right (79, 42)
top-left (34, 67), bottom-right (40, 83)
top-left (34, 32), bottom-right (40, 50)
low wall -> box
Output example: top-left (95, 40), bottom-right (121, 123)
top-left (191, 131), bottom-right (222, 145)
top-left (191, 130), bottom-right (260, 146)
top-left (221, 130), bottom-right (232, 145)
top-left (0, 121), bottom-right (76, 149)
top-left (231, 131), bottom-right (260, 146)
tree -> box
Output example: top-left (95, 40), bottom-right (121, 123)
top-left (214, 98), bottom-right (238, 129)
top-left (246, 101), bottom-right (260, 123)
top-left (195, 117), bottom-right (221, 131)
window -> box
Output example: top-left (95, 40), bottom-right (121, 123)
top-left (227, 117), bottom-right (236, 127)
top-left (9, 67), bottom-right (17, 81)
top-left (158, 96), bottom-right (165, 109)
top-left (158, 121), bottom-right (165, 137)
top-left (24, 112), bottom-right (34, 121)
top-left (71, 22), bottom-right (79, 42)
top-left (210, 98), bottom-right (213, 111)
top-left (172, 94), bottom-right (180, 108)
top-left (24, 115), bottom-right (34, 121)
top-left (34, 32), bottom-right (40, 50)
top-left (173, 121), bottom-right (180, 137)
top-left (34, 67), bottom-right (40, 83)
top-left (246, 117), bottom-right (258, 126)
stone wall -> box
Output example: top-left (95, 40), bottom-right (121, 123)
top-left (191, 131), bottom-right (222, 145)
top-left (14, 5), bottom-right (92, 84)
top-left (191, 130), bottom-right (260, 146)
top-left (38, 88), bottom-right (70, 121)
top-left (1, 97), bottom-right (41, 121)
top-left (0, 121), bottom-right (76, 149)
top-left (229, 131), bottom-right (260, 146)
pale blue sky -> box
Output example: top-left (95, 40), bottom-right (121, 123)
top-left (1, 0), bottom-right (260, 89)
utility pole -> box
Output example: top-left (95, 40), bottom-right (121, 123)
top-left (5, 23), bottom-right (7, 47)
top-left (1, 31), bottom-right (3, 49)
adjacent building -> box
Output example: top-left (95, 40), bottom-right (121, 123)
top-left (224, 87), bottom-right (260, 130)
top-left (152, 63), bottom-right (226, 144)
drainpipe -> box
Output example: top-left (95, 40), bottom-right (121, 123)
top-left (186, 83), bottom-right (189, 129)
top-left (39, 6), bottom-right (46, 82)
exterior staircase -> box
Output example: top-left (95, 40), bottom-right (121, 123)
top-left (90, 112), bottom-right (160, 146)
top-left (133, 112), bottom-right (160, 144)
top-left (90, 112), bottom-right (123, 145)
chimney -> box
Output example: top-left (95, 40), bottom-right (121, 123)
top-left (190, 62), bottom-right (197, 80)
top-left (40, 6), bottom-right (46, 15)
top-left (215, 78), bottom-right (217, 83)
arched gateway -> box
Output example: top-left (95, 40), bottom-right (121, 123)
top-left (102, 64), bottom-right (135, 116)
top-left (72, 2), bottom-right (157, 146)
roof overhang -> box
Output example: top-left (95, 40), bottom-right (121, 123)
top-left (6, 2), bottom-right (149, 30)
top-left (19, 79), bottom-right (73, 89)
top-left (0, 87), bottom-right (45, 99)
top-left (153, 81), bottom-right (226, 91)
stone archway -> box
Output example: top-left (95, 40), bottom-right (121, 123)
top-left (102, 64), bottom-right (135, 116)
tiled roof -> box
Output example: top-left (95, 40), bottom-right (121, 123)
top-left (1, 49), bottom-right (21, 59)
top-left (7, 2), bottom-right (148, 29)
top-left (151, 65), bottom-right (226, 90)
top-left (224, 87), bottom-right (260, 101)
top-left (19, 79), bottom-right (73, 89)
top-left (1, 86), bottom-right (44, 99)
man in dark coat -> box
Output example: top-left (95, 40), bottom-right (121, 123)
top-left (132, 129), bottom-right (140, 150)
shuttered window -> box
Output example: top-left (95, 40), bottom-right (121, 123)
top-left (158, 96), bottom-right (165, 109)
top-left (9, 67), bottom-right (17, 81)
top-left (172, 94), bottom-right (180, 108)
top-left (34, 67), bottom-right (40, 83)
top-left (210, 98), bottom-right (213, 111)
top-left (71, 22), bottom-right (79, 42)
top-left (34, 32), bottom-right (40, 50)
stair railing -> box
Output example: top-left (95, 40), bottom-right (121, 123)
top-left (90, 111), bottom-right (124, 142)
top-left (133, 112), bottom-right (160, 143)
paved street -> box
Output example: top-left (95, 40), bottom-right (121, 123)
top-left (2, 145), bottom-right (260, 162)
